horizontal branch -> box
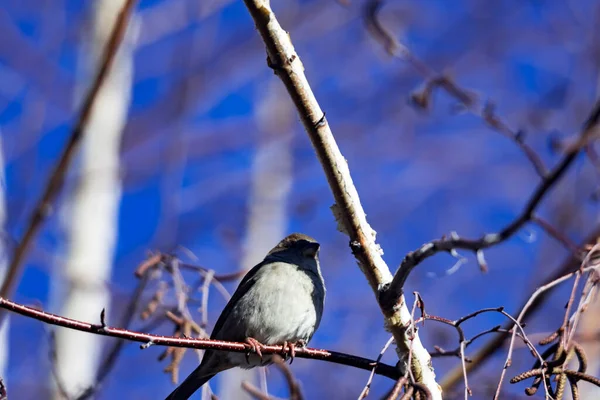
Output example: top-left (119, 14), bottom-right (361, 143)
top-left (0, 296), bottom-right (400, 381)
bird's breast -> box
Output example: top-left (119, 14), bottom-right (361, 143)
top-left (236, 262), bottom-right (323, 344)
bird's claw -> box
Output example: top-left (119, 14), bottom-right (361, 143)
top-left (280, 341), bottom-right (294, 363)
top-left (244, 337), bottom-right (265, 364)
top-left (280, 340), bottom-right (306, 364)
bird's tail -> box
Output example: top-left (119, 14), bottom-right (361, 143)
top-left (164, 367), bottom-right (216, 400)
top-left (164, 352), bottom-right (233, 400)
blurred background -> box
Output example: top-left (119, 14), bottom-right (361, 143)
top-left (1, 0), bottom-right (600, 398)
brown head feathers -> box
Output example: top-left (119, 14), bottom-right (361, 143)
top-left (268, 233), bottom-right (318, 256)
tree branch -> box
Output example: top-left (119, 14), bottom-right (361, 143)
top-left (363, 0), bottom-right (547, 178)
top-left (0, 296), bottom-right (401, 381)
top-left (241, 0), bottom-right (441, 397)
top-left (441, 224), bottom-right (600, 392)
top-left (385, 100), bottom-right (600, 298)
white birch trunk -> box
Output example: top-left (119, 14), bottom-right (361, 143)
top-left (50, 1), bottom-right (134, 397)
top-left (217, 81), bottom-right (294, 399)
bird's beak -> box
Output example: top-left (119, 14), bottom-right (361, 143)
top-left (302, 242), bottom-right (320, 258)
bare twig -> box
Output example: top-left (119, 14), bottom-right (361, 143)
top-left (160, 310), bottom-right (206, 383)
top-left (0, 296), bottom-right (402, 380)
top-left (241, 0), bottom-right (440, 397)
top-left (363, 0), bottom-right (547, 178)
top-left (199, 269), bottom-right (215, 327)
top-left (358, 336), bottom-right (394, 399)
top-left (431, 326), bottom-right (530, 361)
top-left (387, 100), bottom-right (600, 303)
top-left (178, 261), bottom-right (248, 283)
top-left (75, 264), bottom-right (157, 400)
top-left (531, 216), bottom-right (582, 256)
top-left (364, 6), bottom-right (600, 395)
top-left (441, 226), bottom-right (600, 392)
top-left (421, 307), bottom-right (542, 399)
top-left (272, 355), bottom-right (304, 400)
top-left (195, 269), bottom-right (232, 303)
top-left (241, 381), bottom-right (273, 400)
top-left (363, 0), bottom-right (599, 300)
top-left (0, 0), bottom-right (139, 324)
top-left (493, 262), bottom-right (600, 398)
top-left (385, 376), bottom-right (408, 400)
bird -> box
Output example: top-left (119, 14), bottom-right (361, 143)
top-left (165, 233), bottom-right (326, 400)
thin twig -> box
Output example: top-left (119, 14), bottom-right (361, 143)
top-left (0, 296), bottom-right (401, 380)
top-left (385, 376), bottom-right (408, 400)
top-left (179, 262), bottom-right (248, 283)
top-left (75, 266), bottom-right (156, 400)
top-left (272, 355), bottom-right (304, 400)
top-left (199, 269), bottom-right (215, 327)
top-left (492, 264), bottom-right (600, 399)
top-left (363, 0), bottom-right (547, 178)
top-left (241, 381), bottom-right (272, 400)
top-left (387, 100), bottom-right (600, 302)
top-left (531, 216), bottom-right (582, 256)
top-left (358, 336), bottom-right (395, 400)
top-left (441, 225), bottom-right (600, 391)
top-left (422, 307), bottom-right (543, 398)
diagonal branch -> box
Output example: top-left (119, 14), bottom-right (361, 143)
top-left (0, 296), bottom-right (401, 381)
top-left (363, 0), bottom-right (547, 178)
top-left (241, 0), bottom-right (441, 398)
top-left (0, 0), bottom-right (139, 324)
top-left (385, 100), bottom-right (600, 298)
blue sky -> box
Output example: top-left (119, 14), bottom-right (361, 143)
top-left (1, 0), bottom-right (599, 398)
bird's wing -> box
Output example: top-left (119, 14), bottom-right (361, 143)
top-left (210, 258), bottom-right (270, 340)
top-left (165, 259), bottom-right (279, 400)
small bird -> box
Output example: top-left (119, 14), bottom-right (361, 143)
top-left (165, 233), bottom-right (326, 400)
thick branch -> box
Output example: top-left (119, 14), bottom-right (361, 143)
top-left (0, 296), bottom-right (400, 380)
top-left (241, 0), bottom-right (441, 398)
top-left (0, 0), bottom-right (138, 322)
top-left (243, 1), bottom-right (390, 293)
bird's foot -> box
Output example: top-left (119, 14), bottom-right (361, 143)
top-left (244, 337), bottom-right (265, 364)
top-left (280, 340), bottom-right (306, 364)
top-left (280, 341), bottom-right (294, 363)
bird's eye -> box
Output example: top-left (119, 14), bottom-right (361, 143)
top-left (302, 243), bottom-right (320, 258)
